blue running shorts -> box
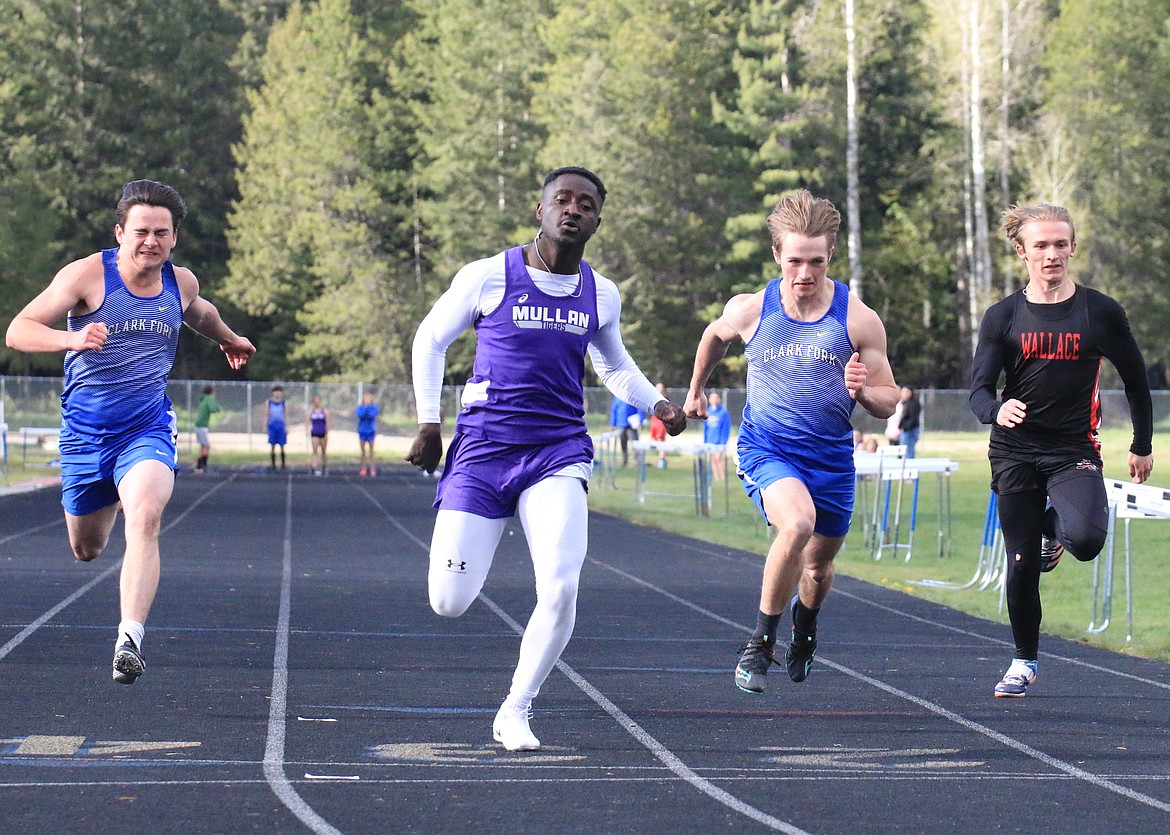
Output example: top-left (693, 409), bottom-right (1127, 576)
top-left (268, 422), bottom-right (287, 446)
top-left (60, 411), bottom-right (178, 517)
top-left (736, 443), bottom-right (854, 537)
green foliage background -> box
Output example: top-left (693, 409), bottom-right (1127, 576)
top-left (2, 0), bottom-right (1168, 389)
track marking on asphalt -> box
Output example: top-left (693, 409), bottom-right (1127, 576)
top-left (263, 475), bottom-right (342, 835)
top-left (0, 475), bottom-right (235, 663)
top-left (625, 527), bottom-right (1170, 692)
top-left (590, 555), bottom-right (1170, 814)
top-left (354, 481), bottom-right (811, 834)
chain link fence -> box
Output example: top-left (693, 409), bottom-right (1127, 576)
top-left (2, 376), bottom-right (1167, 468)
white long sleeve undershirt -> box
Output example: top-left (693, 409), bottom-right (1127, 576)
top-left (412, 251), bottom-right (664, 424)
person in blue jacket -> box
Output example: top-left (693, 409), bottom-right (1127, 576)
top-left (609, 395), bottom-right (644, 467)
top-left (703, 391), bottom-right (732, 480)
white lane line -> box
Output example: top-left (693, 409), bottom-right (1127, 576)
top-left (263, 476), bottom-right (342, 835)
top-left (0, 518), bottom-right (63, 547)
top-left (0, 475), bottom-right (235, 663)
top-left (354, 482), bottom-right (809, 835)
top-left (830, 588), bottom-right (1170, 691)
top-left (618, 527), bottom-right (1170, 692)
top-left (589, 557), bottom-right (1170, 815)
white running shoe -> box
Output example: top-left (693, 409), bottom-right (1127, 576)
top-left (994, 660), bottom-right (1037, 698)
top-left (492, 704), bottom-right (540, 751)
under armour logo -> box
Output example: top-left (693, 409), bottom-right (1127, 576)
top-left (446, 560), bottom-right (467, 572)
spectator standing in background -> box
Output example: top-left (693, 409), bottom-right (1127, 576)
top-left (609, 395), bottom-right (644, 467)
top-left (193, 385), bottom-right (220, 474)
top-left (267, 386), bottom-right (287, 471)
top-left (649, 382), bottom-right (669, 468)
top-left (703, 391), bottom-right (732, 480)
top-left (897, 386), bottom-right (921, 458)
top-left (307, 395), bottom-right (329, 476)
top-left (356, 392), bottom-right (380, 476)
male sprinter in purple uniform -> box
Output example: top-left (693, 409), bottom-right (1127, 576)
top-left (6, 180), bottom-right (254, 683)
top-left (406, 167), bottom-right (687, 750)
top-left (685, 190), bottom-right (898, 694)
top-left (971, 203), bottom-right (1152, 697)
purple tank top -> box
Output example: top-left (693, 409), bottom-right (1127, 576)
top-left (309, 408), bottom-right (327, 435)
top-left (456, 246), bottom-right (599, 443)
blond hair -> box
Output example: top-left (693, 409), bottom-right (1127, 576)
top-left (1001, 203), bottom-right (1076, 245)
top-left (767, 190), bottom-right (841, 251)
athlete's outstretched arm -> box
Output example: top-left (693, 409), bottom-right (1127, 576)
top-left (587, 281), bottom-right (686, 435)
top-left (183, 296), bottom-right (255, 370)
top-left (685, 292), bottom-right (760, 419)
top-left (6, 255), bottom-right (107, 354)
top-left (406, 263), bottom-right (490, 472)
top-left (1092, 295), bottom-right (1153, 481)
top-left (969, 305), bottom-right (1022, 426)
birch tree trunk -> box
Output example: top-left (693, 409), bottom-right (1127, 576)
top-left (845, 0), bottom-right (863, 298)
top-left (969, 0), bottom-right (994, 298)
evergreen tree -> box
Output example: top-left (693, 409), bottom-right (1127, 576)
top-left (224, 0), bottom-right (418, 381)
top-left (792, 0), bottom-right (959, 386)
top-left (0, 0), bottom-right (249, 376)
top-left (1040, 0), bottom-right (1170, 381)
top-left (393, 0), bottom-right (554, 382)
top-left (536, 0), bottom-right (752, 384)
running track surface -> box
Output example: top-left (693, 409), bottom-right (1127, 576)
top-left (1, 467), bottom-right (1168, 835)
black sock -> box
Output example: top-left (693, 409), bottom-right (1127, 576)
top-left (792, 598), bottom-right (819, 635)
top-left (754, 610), bottom-right (783, 643)
top-left (197, 455), bottom-right (207, 469)
top-left (280, 449), bottom-right (286, 468)
top-left (270, 450), bottom-right (276, 467)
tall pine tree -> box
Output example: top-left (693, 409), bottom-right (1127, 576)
top-left (225, 0), bottom-right (418, 381)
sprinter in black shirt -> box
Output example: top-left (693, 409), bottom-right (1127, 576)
top-left (970, 202), bottom-right (1153, 698)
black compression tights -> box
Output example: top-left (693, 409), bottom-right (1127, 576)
top-left (997, 474), bottom-right (1109, 659)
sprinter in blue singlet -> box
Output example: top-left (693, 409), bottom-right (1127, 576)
top-left (686, 190), bottom-right (899, 696)
top-left (5, 179), bottom-right (254, 685)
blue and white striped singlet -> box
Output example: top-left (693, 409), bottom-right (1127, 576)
top-left (738, 278), bottom-right (857, 470)
top-left (62, 248), bottom-right (183, 441)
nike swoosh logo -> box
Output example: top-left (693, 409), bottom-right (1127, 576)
top-left (156, 450), bottom-right (171, 457)
top-left (158, 306), bottom-right (170, 312)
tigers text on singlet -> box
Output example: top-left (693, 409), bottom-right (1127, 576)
top-left (455, 246), bottom-right (599, 444)
top-left (62, 248), bottom-right (182, 441)
top-left (738, 278), bottom-right (856, 467)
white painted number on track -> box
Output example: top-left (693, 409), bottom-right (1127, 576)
top-left (758, 746), bottom-right (986, 770)
top-left (369, 742), bottom-right (585, 765)
top-left (0, 735), bottom-right (201, 757)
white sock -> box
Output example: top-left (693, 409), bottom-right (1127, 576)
top-left (1008, 658), bottom-right (1037, 675)
top-left (118, 620), bottom-right (145, 650)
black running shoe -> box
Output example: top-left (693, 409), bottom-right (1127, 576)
top-left (734, 634), bottom-right (777, 693)
top-left (785, 594), bottom-right (818, 682)
top-left (785, 630), bottom-right (817, 682)
top-left (112, 641), bottom-right (146, 684)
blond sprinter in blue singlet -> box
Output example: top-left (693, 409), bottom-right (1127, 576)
top-left (685, 190), bottom-right (899, 696)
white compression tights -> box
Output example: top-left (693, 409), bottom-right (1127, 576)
top-left (428, 476), bottom-right (589, 708)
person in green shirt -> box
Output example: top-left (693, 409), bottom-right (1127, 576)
top-left (193, 385), bottom-right (221, 474)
